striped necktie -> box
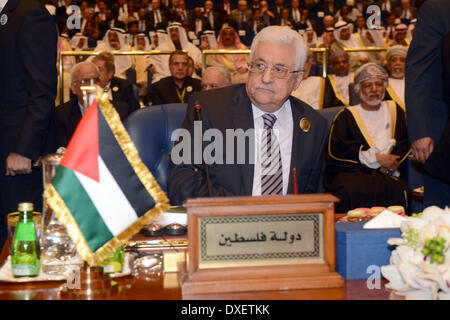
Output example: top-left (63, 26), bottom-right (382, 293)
top-left (261, 113), bottom-right (283, 195)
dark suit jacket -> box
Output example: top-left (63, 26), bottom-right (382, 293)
top-left (56, 96), bottom-right (133, 147)
top-left (110, 77), bottom-right (140, 112)
top-left (167, 84), bottom-right (328, 205)
top-left (98, 19), bottom-right (126, 38)
top-left (406, 0), bottom-right (450, 147)
top-left (148, 9), bottom-right (168, 30)
top-left (149, 76), bottom-right (201, 105)
top-left (424, 31), bottom-right (450, 183)
top-left (188, 17), bottom-right (213, 35)
top-left (0, 0), bottom-right (58, 166)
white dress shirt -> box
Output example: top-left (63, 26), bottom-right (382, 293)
top-left (251, 101), bottom-right (293, 196)
top-left (357, 102), bottom-right (397, 174)
top-left (0, 0), bottom-right (8, 13)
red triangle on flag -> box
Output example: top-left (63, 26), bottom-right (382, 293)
top-left (60, 99), bottom-right (100, 182)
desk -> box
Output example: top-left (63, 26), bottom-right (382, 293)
top-left (0, 225), bottom-right (392, 300)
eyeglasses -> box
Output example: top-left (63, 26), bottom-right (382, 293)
top-left (248, 62), bottom-right (300, 79)
top-left (77, 77), bottom-right (100, 85)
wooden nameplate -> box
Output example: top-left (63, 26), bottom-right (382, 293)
top-left (180, 194), bottom-right (344, 295)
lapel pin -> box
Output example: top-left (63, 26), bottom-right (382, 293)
top-left (186, 86), bottom-right (192, 92)
top-left (299, 117), bottom-right (311, 132)
top-left (0, 14), bottom-right (7, 26)
top-left (112, 86), bottom-right (119, 92)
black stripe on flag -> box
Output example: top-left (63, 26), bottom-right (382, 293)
top-left (98, 109), bottom-right (156, 216)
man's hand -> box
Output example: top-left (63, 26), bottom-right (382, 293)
top-left (411, 137), bottom-right (434, 164)
top-left (376, 153), bottom-right (400, 173)
top-left (6, 153), bottom-right (32, 176)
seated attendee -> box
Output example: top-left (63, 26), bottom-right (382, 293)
top-left (250, 8), bottom-right (268, 35)
top-left (205, 26), bottom-right (249, 84)
top-left (148, 0), bottom-right (167, 30)
top-left (98, 8), bottom-right (126, 38)
top-left (275, 7), bottom-right (295, 29)
top-left (127, 21), bottom-right (140, 47)
top-left (189, 6), bottom-right (212, 37)
top-left (90, 52), bottom-right (140, 111)
top-left (204, 0), bottom-right (221, 32)
top-left (199, 30), bottom-right (218, 51)
top-left (148, 51), bottom-right (201, 105)
top-left (260, 0), bottom-right (275, 26)
top-left (167, 26), bottom-right (328, 205)
top-left (133, 33), bottom-right (152, 100)
top-left (56, 61), bottom-right (132, 147)
top-left (302, 27), bottom-right (318, 48)
top-left (386, 23), bottom-right (410, 47)
top-left (291, 49), bottom-right (325, 110)
top-left (147, 22), bottom-right (203, 83)
top-left (384, 45), bottom-right (407, 111)
top-left (331, 20), bottom-right (368, 71)
top-left (323, 50), bottom-right (353, 108)
top-left (95, 28), bottom-right (133, 80)
top-left (201, 66), bottom-right (232, 91)
top-left (324, 63), bottom-right (411, 213)
top-left (230, 0), bottom-right (253, 31)
top-left (70, 32), bottom-right (88, 51)
top-left (361, 29), bottom-right (385, 65)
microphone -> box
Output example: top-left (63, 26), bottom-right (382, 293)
top-left (193, 101), bottom-right (212, 197)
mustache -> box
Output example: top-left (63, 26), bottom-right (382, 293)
top-left (255, 85), bottom-right (275, 92)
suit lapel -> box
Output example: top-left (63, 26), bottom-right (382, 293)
top-left (287, 97), bottom-right (307, 194)
top-left (0, 0), bottom-right (20, 32)
top-left (227, 85), bottom-right (254, 195)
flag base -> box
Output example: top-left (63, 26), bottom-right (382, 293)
top-left (59, 262), bottom-right (118, 299)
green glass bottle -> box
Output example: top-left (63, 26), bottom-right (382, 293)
top-left (11, 202), bottom-right (40, 278)
top-left (99, 245), bottom-right (124, 274)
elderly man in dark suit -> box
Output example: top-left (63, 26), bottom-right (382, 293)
top-left (168, 26), bottom-right (328, 205)
top-left (90, 52), bottom-right (140, 112)
top-left (405, 0), bottom-right (450, 209)
top-left (56, 61), bottom-right (132, 147)
top-left (0, 0), bottom-right (58, 248)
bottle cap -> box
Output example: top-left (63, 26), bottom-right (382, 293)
top-left (18, 202), bottom-right (34, 212)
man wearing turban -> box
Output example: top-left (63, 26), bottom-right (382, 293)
top-left (385, 45), bottom-right (408, 111)
top-left (324, 63), bottom-right (411, 213)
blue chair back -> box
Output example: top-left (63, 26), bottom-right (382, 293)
top-left (124, 103), bottom-right (187, 192)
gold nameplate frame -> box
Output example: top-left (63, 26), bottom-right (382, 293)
top-left (180, 194), bottom-right (344, 295)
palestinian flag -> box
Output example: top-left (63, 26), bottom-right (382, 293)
top-left (44, 89), bottom-right (169, 266)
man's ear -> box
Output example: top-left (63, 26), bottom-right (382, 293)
top-left (293, 71), bottom-right (304, 91)
top-left (70, 83), bottom-right (77, 95)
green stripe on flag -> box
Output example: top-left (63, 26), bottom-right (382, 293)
top-left (52, 166), bottom-right (114, 252)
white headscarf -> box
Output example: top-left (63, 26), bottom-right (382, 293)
top-left (166, 22), bottom-right (190, 50)
top-left (201, 30), bottom-right (218, 49)
top-left (364, 29), bottom-right (384, 47)
top-left (134, 33), bottom-right (151, 51)
top-left (70, 33), bottom-right (88, 50)
top-left (301, 28), bottom-right (318, 48)
top-left (95, 28), bottom-right (132, 78)
top-left (333, 21), bottom-right (368, 59)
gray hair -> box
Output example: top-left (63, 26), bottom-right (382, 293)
top-left (249, 26), bottom-right (307, 71)
top-left (70, 61), bottom-right (100, 83)
top-left (203, 67), bottom-right (232, 85)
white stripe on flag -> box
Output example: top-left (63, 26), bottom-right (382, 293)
top-left (76, 156), bottom-right (138, 237)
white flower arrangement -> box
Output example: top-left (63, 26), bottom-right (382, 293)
top-left (381, 206), bottom-right (450, 300)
